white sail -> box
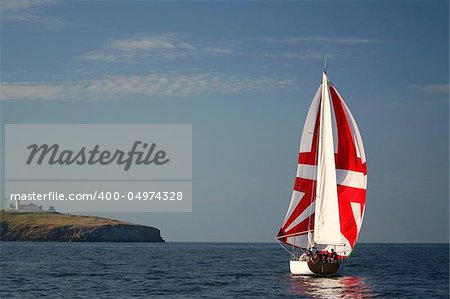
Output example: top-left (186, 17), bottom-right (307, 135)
top-left (313, 72), bottom-right (342, 245)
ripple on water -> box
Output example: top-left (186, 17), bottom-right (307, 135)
top-left (0, 243), bottom-right (448, 298)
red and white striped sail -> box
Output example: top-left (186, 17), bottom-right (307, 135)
top-left (277, 72), bottom-right (367, 257)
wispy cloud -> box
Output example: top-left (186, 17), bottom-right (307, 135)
top-left (409, 84), bottom-right (449, 94)
top-left (1, 0), bottom-right (62, 24)
top-left (1, 73), bottom-right (296, 101)
top-left (387, 98), bottom-right (449, 109)
top-left (80, 34), bottom-right (378, 64)
top-left (1, 82), bottom-right (64, 100)
top-left (1, 0), bottom-right (58, 11)
top-left (80, 35), bottom-right (234, 63)
top-left (354, 97), bottom-right (449, 111)
top-left (110, 37), bottom-right (179, 51)
top-left (249, 36), bottom-right (381, 45)
top-left (204, 47), bottom-right (233, 54)
top-left (259, 52), bottom-right (337, 60)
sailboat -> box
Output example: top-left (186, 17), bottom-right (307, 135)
top-left (276, 67), bottom-right (367, 276)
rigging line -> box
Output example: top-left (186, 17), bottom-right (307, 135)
top-left (276, 239), bottom-right (296, 257)
top-left (323, 54), bottom-right (333, 85)
top-left (277, 230), bottom-right (313, 239)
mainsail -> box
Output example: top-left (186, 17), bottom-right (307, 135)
top-left (277, 72), bottom-right (367, 257)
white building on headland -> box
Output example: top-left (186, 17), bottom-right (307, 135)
top-left (8, 201), bottom-right (56, 213)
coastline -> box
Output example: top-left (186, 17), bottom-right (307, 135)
top-left (0, 211), bottom-right (164, 242)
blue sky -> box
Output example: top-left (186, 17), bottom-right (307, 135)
top-left (1, 0), bottom-right (449, 242)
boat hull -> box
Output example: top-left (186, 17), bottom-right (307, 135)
top-left (290, 260), bottom-right (315, 276)
top-left (290, 260), bottom-right (340, 276)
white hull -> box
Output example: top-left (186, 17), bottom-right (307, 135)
top-left (290, 260), bottom-right (315, 276)
top-left (290, 259), bottom-right (341, 276)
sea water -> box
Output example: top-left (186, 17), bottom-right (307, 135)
top-left (0, 242), bottom-right (448, 298)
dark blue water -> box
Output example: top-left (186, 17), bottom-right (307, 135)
top-left (0, 243), bottom-right (448, 298)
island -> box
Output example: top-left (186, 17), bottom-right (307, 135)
top-left (0, 211), bottom-right (164, 242)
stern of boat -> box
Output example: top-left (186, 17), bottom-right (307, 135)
top-left (290, 259), bottom-right (340, 276)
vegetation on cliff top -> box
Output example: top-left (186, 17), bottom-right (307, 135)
top-left (1, 211), bottom-right (128, 227)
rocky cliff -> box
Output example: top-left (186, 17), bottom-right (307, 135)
top-left (0, 211), bottom-right (164, 242)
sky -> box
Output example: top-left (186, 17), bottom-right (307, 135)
top-left (0, 0), bottom-right (448, 243)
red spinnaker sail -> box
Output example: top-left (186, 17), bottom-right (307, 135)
top-left (277, 73), bottom-right (367, 257)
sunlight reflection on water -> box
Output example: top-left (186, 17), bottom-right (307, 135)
top-left (285, 275), bottom-right (374, 298)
